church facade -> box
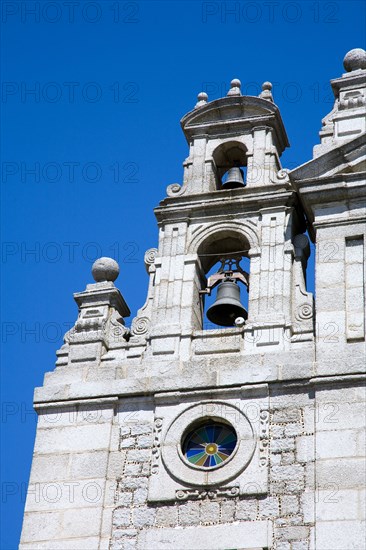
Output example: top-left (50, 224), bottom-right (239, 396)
top-left (20, 49), bottom-right (366, 549)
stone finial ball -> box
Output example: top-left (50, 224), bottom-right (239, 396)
top-left (197, 92), bottom-right (208, 101)
top-left (230, 78), bottom-right (241, 88)
top-left (92, 257), bottom-right (120, 282)
top-left (343, 48), bottom-right (366, 72)
top-left (262, 81), bottom-right (272, 90)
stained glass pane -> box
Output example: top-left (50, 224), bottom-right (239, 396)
top-left (183, 422), bottom-right (237, 468)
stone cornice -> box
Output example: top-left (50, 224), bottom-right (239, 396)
top-left (181, 95), bottom-right (289, 153)
top-left (33, 372), bottom-right (366, 408)
top-left (289, 171), bottom-right (366, 232)
top-left (155, 187), bottom-right (299, 224)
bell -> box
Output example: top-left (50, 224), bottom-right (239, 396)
top-left (207, 279), bottom-right (248, 327)
top-left (222, 167), bottom-right (245, 190)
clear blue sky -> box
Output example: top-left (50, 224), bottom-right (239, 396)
top-left (1, 1), bottom-right (365, 547)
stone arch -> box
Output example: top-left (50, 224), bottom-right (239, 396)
top-left (211, 140), bottom-right (248, 186)
top-left (189, 221), bottom-right (259, 273)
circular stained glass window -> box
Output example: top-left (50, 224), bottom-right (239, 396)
top-left (182, 421), bottom-right (237, 468)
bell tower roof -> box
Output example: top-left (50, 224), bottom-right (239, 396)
top-left (181, 79), bottom-right (290, 156)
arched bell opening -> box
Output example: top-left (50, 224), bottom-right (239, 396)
top-left (197, 231), bottom-right (251, 329)
top-left (212, 141), bottom-right (248, 190)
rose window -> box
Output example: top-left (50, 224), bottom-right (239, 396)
top-left (182, 421), bottom-right (237, 468)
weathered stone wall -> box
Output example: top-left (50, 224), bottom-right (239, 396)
top-left (19, 378), bottom-right (365, 550)
top-left (19, 49), bottom-right (366, 550)
top-left (107, 381), bottom-right (365, 550)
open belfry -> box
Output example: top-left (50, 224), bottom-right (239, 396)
top-left (20, 49), bottom-right (366, 550)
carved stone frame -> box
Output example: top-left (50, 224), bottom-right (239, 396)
top-left (162, 401), bottom-right (255, 486)
top-left (148, 393), bottom-right (269, 503)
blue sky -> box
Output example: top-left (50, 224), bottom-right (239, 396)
top-left (1, 1), bottom-right (365, 547)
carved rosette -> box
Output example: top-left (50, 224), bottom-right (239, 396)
top-left (144, 248), bottom-right (158, 273)
top-left (151, 418), bottom-right (163, 475)
top-left (131, 316), bottom-right (150, 336)
top-left (295, 303), bottom-right (313, 321)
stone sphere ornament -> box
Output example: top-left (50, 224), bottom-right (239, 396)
top-left (92, 257), bottom-right (120, 282)
top-left (261, 81), bottom-right (272, 91)
top-left (197, 92), bottom-right (208, 102)
top-left (227, 78), bottom-right (242, 96)
top-left (343, 48), bottom-right (366, 72)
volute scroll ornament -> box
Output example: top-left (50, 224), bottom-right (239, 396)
top-left (131, 316), bottom-right (150, 336)
top-left (166, 183), bottom-right (185, 197)
top-left (269, 168), bottom-right (291, 186)
top-left (144, 247), bottom-right (158, 273)
top-left (295, 303), bottom-right (313, 321)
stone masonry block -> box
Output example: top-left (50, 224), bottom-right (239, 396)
top-left (236, 499), bottom-right (257, 520)
top-left (113, 508), bottom-right (131, 528)
top-left (272, 409), bottom-right (301, 423)
top-left (133, 487), bottom-right (148, 505)
top-left (315, 458), bottom-right (366, 488)
top-left (281, 495), bottom-right (299, 516)
top-left (107, 451), bottom-right (126, 478)
top-left (132, 508), bottom-right (155, 528)
top-left (124, 464), bottom-right (142, 476)
top-left (126, 450), bottom-right (150, 463)
top-left (137, 435), bottom-right (153, 448)
top-left (120, 438), bottom-right (136, 449)
top-left (62, 507), bottom-right (102, 537)
top-left (281, 452), bottom-right (295, 465)
top-left (25, 479), bottom-right (107, 512)
top-left (70, 451), bottom-right (108, 479)
top-left (258, 496), bottom-right (279, 517)
top-left (115, 492), bottom-right (133, 507)
top-left (155, 506), bottom-right (178, 527)
top-left (316, 402), bottom-right (365, 431)
top-left (199, 501), bottom-right (220, 524)
top-left (275, 543), bottom-right (291, 550)
top-left (275, 515), bottom-right (303, 526)
top-left (118, 477), bottom-right (148, 491)
top-left (29, 454), bottom-right (69, 483)
top-left (296, 436), bottom-right (315, 463)
top-left (276, 526), bottom-right (310, 541)
top-left (179, 502), bottom-right (200, 526)
top-left (284, 424), bottom-right (303, 437)
top-left (316, 520), bottom-right (366, 550)
top-left (315, 489), bottom-right (360, 521)
top-left (21, 511), bottom-right (62, 542)
top-left (315, 429), bottom-right (360, 459)
top-left (271, 438), bottom-right (295, 454)
top-left (286, 478), bottom-right (306, 494)
top-left (271, 425), bottom-right (285, 438)
top-left (271, 465), bottom-right (304, 482)
top-left (130, 424), bottom-right (152, 436)
top-left (220, 501), bottom-right (235, 523)
top-left (20, 537), bottom-right (101, 549)
top-left (34, 424), bottom-right (111, 454)
top-left (301, 491), bottom-right (315, 523)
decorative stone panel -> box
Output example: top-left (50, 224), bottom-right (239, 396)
top-left (148, 388), bottom-right (269, 502)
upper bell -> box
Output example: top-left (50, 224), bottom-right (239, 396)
top-left (221, 167), bottom-right (245, 190)
top-left (206, 279), bottom-right (248, 327)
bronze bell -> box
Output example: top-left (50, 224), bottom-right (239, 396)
top-left (221, 167), bottom-right (245, 190)
top-left (206, 279), bottom-right (248, 327)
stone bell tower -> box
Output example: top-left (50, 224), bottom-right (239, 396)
top-left (20, 50), bottom-right (365, 550)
